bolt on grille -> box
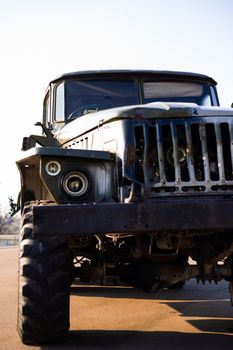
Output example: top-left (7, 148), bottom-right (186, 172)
top-left (134, 117), bottom-right (233, 194)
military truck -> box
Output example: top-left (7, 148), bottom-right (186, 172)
top-left (17, 70), bottom-right (233, 344)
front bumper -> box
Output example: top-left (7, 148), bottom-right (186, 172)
top-left (33, 196), bottom-right (233, 237)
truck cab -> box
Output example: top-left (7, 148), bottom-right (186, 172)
top-left (43, 70), bottom-right (219, 130)
top-left (17, 70), bottom-right (233, 346)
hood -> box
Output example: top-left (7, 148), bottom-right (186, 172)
top-left (55, 102), bottom-right (233, 143)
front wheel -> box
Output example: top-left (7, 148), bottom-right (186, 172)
top-left (17, 202), bottom-right (71, 345)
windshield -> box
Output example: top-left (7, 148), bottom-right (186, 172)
top-left (64, 80), bottom-right (139, 119)
top-left (143, 81), bottom-right (212, 105)
top-left (55, 78), bottom-right (217, 121)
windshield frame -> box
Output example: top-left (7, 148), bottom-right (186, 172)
top-left (52, 76), bottom-right (219, 123)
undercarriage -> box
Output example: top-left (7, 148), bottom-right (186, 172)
top-left (30, 197), bottom-right (233, 293)
top-left (69, 229), bottom-right (233, 291)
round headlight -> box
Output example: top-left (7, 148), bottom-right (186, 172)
top-left (63, 171), bottom-right (89, 197)
top-left (45, 161), bottom-right (61, 176)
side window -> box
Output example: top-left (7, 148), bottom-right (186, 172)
top-left (55, 83), bottom-right (65, 121)
top-left (210, 86), bottom-right (219, 106)
top-left (43, 91), bottom-right (50, 126)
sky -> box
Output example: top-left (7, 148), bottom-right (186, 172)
top-left (0, 0), bottom-right (233, 211)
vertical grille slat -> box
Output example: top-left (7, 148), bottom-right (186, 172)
top-left (191, 124), bottom-right (204, 181)
top-left (143, 125), bottom-right (150, 185)
top-left (229, 122), bottom-right (233, 178)
top-left (215, 123), bottom-right (225, 181)
top-left (134, 126), bottom-right (145, 183)
top-left (220, 123), bottom-right (232, 180)
top-left (163, 125), bottom-right (175, 182)
top-left (156, 122), bottom-right (166, 183)
top-left (199, 124), bottom-right (210, 181)
top-left (170, 123), bottom-right (181, 182)
top-left (185, 122), bottom-right (196, 182)
top-left (206, 124), bottom-right (219, 181)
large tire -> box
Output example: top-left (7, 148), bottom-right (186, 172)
top-left (17, 202), bottom-right (71, 345)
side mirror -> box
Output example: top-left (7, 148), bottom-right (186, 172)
top-left (231, 103), bottom-right (233, 108)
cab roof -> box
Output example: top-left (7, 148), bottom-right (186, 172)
top-left (50, 70), bottom-right (217, 86)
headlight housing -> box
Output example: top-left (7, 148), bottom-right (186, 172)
top-left (40, 150), bottom-right (114, 204)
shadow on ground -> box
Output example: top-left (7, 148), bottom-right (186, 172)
top-left (3, 248), bottom-right (232, 349)
top-left (41, 280), bottom-right (233, 350)
top-left (71, 279), bottom-right (229, 301)
top-left (41, 330), bottom-right (233, 350)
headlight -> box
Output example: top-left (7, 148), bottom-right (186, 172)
top-left (45, 161), bottom-right (61, 176)
top-left (62, 171), bottom-right (89, 197)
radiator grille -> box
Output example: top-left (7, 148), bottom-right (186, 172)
top-left (134, 117), bottom-right (233, 194)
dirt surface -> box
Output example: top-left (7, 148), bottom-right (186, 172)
top-left (1, 247), bottom-right (233, 350)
